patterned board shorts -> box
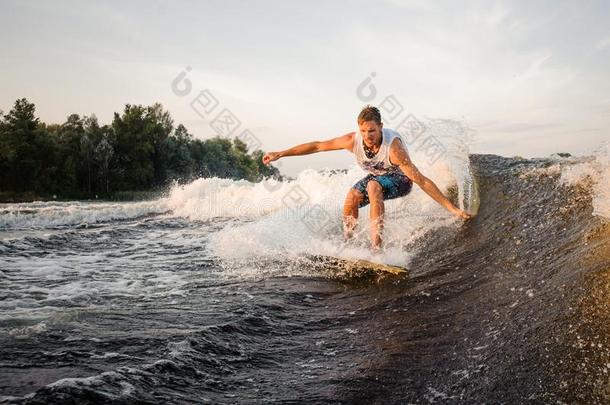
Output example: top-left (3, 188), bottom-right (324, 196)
top-left (352, 171), bottom-right (413, 208)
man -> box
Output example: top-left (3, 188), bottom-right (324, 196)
top-left (262, 105), bottom-right (473, 250)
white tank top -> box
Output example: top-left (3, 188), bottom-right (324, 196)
top-left (353, 127), bottom-right (403, 175)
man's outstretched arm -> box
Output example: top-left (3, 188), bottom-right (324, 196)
top-left (389, 139), bottom-right (473, 219)
top-left (262, 132), bottom-right (354, 165)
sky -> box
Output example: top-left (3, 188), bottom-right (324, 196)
top-left (1, 0), bottom-right (609, 176)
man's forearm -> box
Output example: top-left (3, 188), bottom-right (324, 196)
top-left (280, 142), bottom-right (320, 158)
top-left (420, 177), bottom-right (457, 211)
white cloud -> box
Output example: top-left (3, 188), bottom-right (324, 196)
top-left (596, 37), bottom-right (610, 51)
top-left (1, 0), bottom-right (609, 169)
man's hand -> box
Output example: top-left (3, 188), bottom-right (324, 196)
top-left (450, 206), bottom-right (473, 220)
top-left (262, 152), bottom-right (281, 165)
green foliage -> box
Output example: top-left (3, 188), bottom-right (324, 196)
top-left (0, 98), bottom-right (282, 200)
top-left (0, 98), bottom-right (51, 192)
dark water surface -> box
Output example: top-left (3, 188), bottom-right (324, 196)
top-left (1, 154), bottom-right (609, 404)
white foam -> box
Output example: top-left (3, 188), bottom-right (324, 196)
top-left (590, 145), bottom-right (610, 219)
top-left (0, 200), bottom-right (168, 230)
top-left (558, 159), bottom-right (598, 186)
top-left (519, 163), bottom-right (562, 179)
top-left (195, 128), bottom-right (475, 271)
top-left (44, 370), bottom-right (135, 400)
top-left (7, 321), bottom-right (48, 338)
top-left (558, 143), bottom-right (610, 219)
top-left (0, 250), bottom-right (194, 323)
top-left (204, 165), bottom-right (458, 269)
top-left (165, 177), bottom-right (286, 220)
top-left (515, 144), bottom-right (609, 220)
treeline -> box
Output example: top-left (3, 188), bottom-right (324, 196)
top-left (0, 98), bottom-right (279, 200)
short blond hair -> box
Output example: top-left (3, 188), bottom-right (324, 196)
top-left (357, 105), bottom-right (382, 125)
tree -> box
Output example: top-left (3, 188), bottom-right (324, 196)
top-left (146, 103), bottom-right (174, 185)
top-left (165, 124), bottom-right (194, 182)
top-left (0, 98), bottom-right (47, 191)
top-left (56, 114), bottom-right (85, 193)
top-left (82, 114), bottom-right (102, 194)
top-left (111, 104), bottom-right (155, 190)
top-left (94, 127), bottom-right (114, 195)
top-left (0, 99), bottom-right (286, 199)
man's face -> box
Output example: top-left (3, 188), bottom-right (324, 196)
top-left (358, 120), bottom-right (383, 148)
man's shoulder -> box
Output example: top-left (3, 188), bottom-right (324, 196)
top-left (340, 132), bottom-right (356, 152)
top-left (342, 131), bottom-right (356, 142)
top-left (387, 131), bottom-right (409, 157)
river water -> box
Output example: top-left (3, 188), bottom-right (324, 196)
top-left (1, 150), bottom-right (609, 404)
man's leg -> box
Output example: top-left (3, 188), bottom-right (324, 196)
top-left (343, 188), bottom-right (363, 240)
top-left (366, 180), bottom-right (385, 249)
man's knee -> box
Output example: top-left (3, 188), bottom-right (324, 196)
top-left (346, 188), bottom-right (364, 205)
top-left (366, 180), bottom-right (383, 198)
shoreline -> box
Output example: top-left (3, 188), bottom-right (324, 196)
top-left (0, 190), bottom-right (165, 204)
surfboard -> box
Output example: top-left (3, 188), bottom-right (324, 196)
top-left (305, 254), bottom-right (408, 277)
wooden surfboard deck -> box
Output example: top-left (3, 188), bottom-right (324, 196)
top-left (305, 254), bottom-right (408, 277)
